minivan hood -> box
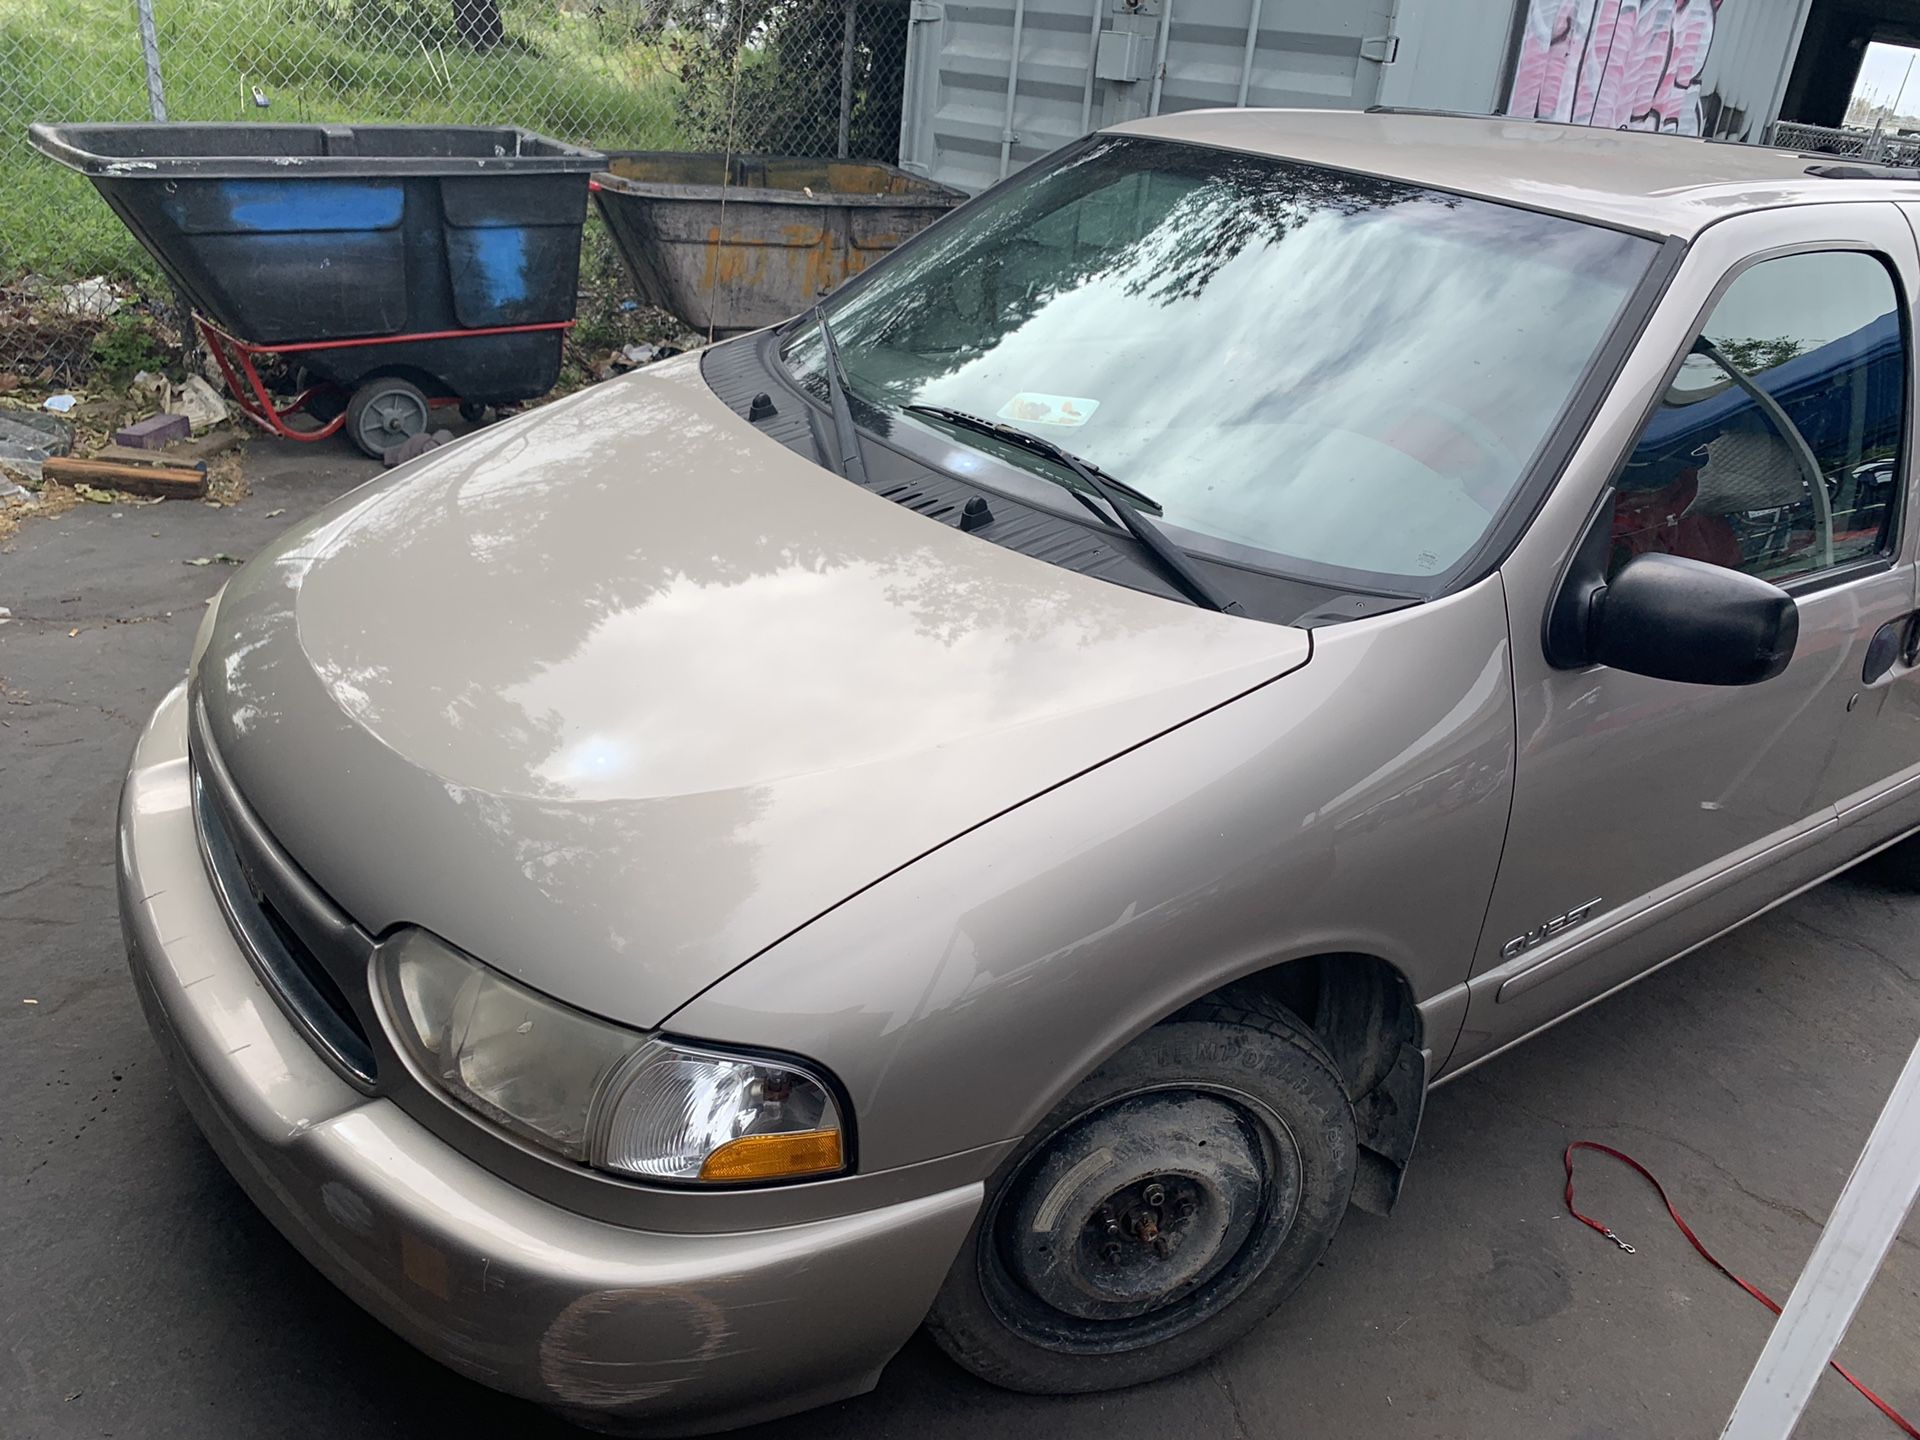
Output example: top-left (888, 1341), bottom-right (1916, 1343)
top-left (199, 356), bottom-right (1310, 1027)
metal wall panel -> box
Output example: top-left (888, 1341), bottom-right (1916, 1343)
top-left (1380, 0), bottom-right (1520, 113)
top-left (1500, 0), bottom-right (1812, 141)
top-left (1693, 0), bottom-right (1813, 138)
top-left (899, 0), bottom-right (1423, 194)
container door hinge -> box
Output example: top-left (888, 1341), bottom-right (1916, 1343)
top-left (1360, 34), bottom-right (1398, 64)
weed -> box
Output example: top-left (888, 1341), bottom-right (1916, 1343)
top-left (89, 315), bottom-right (168, 382)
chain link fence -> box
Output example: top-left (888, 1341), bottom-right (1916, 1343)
top-left (0, 0), bottom-right (910, 387)
top-left (1768, 119), bottom-right (1920, 167)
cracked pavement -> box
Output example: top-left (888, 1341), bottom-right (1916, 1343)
top-left (3, 437), bottom-right (1917, 1439)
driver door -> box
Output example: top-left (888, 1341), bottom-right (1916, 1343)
top-left (1449, 202), bottom-right (1920, 1073)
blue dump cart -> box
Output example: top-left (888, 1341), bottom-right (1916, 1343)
top-left (28, 122), bottom-right (605, 456)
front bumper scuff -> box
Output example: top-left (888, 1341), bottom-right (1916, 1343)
top-left (118, 680), bottom-right (980, 1434)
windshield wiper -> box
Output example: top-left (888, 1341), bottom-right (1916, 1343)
top-left (904, 404), bottom-right (1161, 511)
top-left (903, 403), bottom-right (1240, 614)
top-left (812, 304), bottom-right (870, 487)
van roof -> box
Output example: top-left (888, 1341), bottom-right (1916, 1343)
top-left (1113, 108), bottom-right (1915, 238)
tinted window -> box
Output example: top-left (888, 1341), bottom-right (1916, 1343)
top-left (1612, 251), bottom-right (1905, 583)
top-left (787, 136), bottom-right (1656, 588)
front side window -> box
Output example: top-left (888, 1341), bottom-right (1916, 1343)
top-left (1612, 250), bottom-right (1906, 584)
top-left (786, 135), bottom-right (1657, 590)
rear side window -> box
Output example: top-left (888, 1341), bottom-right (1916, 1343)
top-left (1611, 251), bottom-right (1906, 584)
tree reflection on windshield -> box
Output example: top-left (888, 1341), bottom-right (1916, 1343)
top-left (790, 135), bottom-right (1656, 586)
top-left (1117, 150), bottom-right (1436, 306)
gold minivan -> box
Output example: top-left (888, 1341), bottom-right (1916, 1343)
top-left (121, 111), bottom-right (1920, 1432)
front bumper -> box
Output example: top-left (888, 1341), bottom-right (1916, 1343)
top-left (117, 680), bottom-right (981, 1434)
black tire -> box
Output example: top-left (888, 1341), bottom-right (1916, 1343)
top-left (306, 389), bottom-right (348, 425)
top-left (926, 991), bottom-right (1356, 1394)
top-left (293, 368), bottom-right (347, 424)
top-left (458, 399), bottom-right (489, 425)
top-left (345, 377), bottom-right (431, 459)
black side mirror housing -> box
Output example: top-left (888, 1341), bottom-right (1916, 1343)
top-left (1545, 492), bottom-right (1800, 685)
top-left (1589, 553), bottom-right (1798, 685)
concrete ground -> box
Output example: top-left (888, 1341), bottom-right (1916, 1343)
top-left (3, 435), bottom-right (1917, 1440)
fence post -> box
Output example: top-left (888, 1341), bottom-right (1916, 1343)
top-left (837, 0), bottom-right (857, 159)
top-left (135, 0), bottom-right (168, 122)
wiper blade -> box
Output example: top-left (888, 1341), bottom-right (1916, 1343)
top-left (903, 404), bottom-right (1239, 615)
top-left (904, 404), bottom-right (1162, 511)
top-left (812, 304), bottom-right (870, 487)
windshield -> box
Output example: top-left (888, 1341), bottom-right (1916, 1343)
top-left (783, 135), bottom-right (1658, 588)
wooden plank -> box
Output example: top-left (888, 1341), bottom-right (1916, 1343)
top-left (41, 456), bottom-right (208, 499)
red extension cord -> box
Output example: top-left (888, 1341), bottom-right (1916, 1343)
top-left (1564, 1141), bottom-right (1918, 1437)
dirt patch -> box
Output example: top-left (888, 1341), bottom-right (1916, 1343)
top-left (0, 481), bottom-right (85, 548)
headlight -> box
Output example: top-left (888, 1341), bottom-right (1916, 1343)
top-left (189, 583), bottom-right (227, 672)
top-left (375, 931), bottom-right (845, 1184)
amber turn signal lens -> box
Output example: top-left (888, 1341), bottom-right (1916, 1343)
top-left (697, 1129), bottom-right (844, 1183)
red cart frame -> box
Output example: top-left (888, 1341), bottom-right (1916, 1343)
top-left (195, 315), bottom-right (575, 443)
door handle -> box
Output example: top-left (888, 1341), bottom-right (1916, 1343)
top-left (1862, 613), bottom-right (1920, 684)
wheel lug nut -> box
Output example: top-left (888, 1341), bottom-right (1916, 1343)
top-left (1102, 1241), bottom-right (1122, 1263)
top-left (1177, 1198), bottom-right (1197, 1219)
top-left (1143, 1182), bottom-right (1166, 1207)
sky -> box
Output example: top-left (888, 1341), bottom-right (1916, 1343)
top-left (1852, 41), bottom-right (1920, 114)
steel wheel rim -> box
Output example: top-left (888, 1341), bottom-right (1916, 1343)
top-left (977, 1083), bottom-right (1303, 1355)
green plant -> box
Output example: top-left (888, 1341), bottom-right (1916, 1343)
top-left (89, 315), bottom-right (168, 382)
top-left (671, 0), bottom-right (907, 159)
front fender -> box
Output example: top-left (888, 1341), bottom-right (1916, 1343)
top-left (667, 578), bottom-right (1515, 1176)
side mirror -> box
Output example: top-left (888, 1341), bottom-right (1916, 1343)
top-left (1591, 553), bottom-right (1798, 686)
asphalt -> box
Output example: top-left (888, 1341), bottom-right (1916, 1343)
top-left (3, 435), bottom-right (1917, 1440)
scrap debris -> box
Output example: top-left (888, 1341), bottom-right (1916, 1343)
top-left (592, 339), bottom-right (688, 382)
top-left (383, 428), bottom-right (455, 469)
top-left (0, 410), bottom-right (72, 482)
top-left (59, 276), bottom-right (120, 318)
top-left (176, 375), bottom-right (228, 433)
top-left (2, 362), bottom-right (250, 542)
top-left (0, 355), bottom-right (250, 534)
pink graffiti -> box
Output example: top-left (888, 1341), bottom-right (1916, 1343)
top-left (1506, 0), bottom-right (1722, 136)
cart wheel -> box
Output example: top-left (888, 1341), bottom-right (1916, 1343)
top-left (459, 399), bottom-right (489, 425)
top-left (346, 378), bottom-right (431, 459)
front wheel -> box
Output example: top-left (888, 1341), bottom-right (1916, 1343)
top-left (926, 992), bottom-right (1356, 1393)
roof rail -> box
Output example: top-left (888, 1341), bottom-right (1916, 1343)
top-left (1362, 105), bottom-right (1498, 121)
top-left (1805, 162), bottom-right (1920, 180)
top-left (1363, 106), bottom-right (1741, 146)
